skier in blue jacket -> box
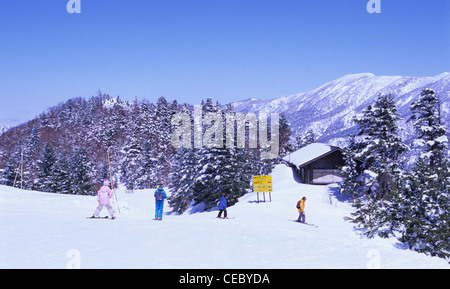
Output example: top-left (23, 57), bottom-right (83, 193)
top-left (217, 194), bottom-right (228, 219)
top-left (154, 186), bottom-right (167, 220)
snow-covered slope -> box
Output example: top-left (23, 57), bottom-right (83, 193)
top-left (232, 73), bottom-right (450, 144)
top-left (0, 164), bottom-right (448, 269)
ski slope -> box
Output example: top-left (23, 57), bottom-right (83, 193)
top-left (0, 164), bottom-right (448, 269)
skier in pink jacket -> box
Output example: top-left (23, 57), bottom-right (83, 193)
top-left (91, 179), bottom-right (116, 219)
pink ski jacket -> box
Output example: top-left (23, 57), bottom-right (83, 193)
top-left (97, 185), bottom-right (113, 205)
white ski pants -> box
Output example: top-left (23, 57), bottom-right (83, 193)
top-left (93, 204), bottom-right (114, 217)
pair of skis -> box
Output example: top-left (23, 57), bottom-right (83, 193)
top-left (291, 220), bottom-right (318, 228)
top-left (87, 216), bottom-right (115, 220)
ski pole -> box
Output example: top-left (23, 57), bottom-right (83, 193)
top-left (108, 151), bottom-right (121, 214)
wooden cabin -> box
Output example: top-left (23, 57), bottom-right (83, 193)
top-left (283, 143), bottom-right (347, 185)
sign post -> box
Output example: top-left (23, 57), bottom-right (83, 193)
top-left (253, 175), bottom-right (272, 202)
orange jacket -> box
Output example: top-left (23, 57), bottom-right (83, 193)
top-left (297, 199), bottom-right (306, 213)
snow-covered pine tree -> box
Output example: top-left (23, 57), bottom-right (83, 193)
top-left (347, 94), bottom-right (408, 238)
top-left (191, 99), bottom-right (227, 209)
top-left (69, 147), bottom-right (94, 195)
top-left (293, 129), bottom-right (316, 151)
top-left (120, 125), bottom-right (143, 190)
top-left (338, 135), bottom-right (363, 200)
top-left (1, 129), bottom-right (41, 190)
top-left (409, 88), bottom-right (448, 168)
top-left (399, 88), bottom-right (450, 259)
top-left (99, 161), bottom-right (109, 182)
top-left (185, 99), bottom-right (252, 210)
top-left (0, 146), bottom-right (22, 187)
top-left (37, 142), bottom-right (56, 192)
top-left (169, 147), bottom-right (200, 214)
top-left (22, 127), bottom-right (41, 190)
top-left (278, 113), bottom-right (293, 156)
top-left (400, 160), bottom-right (440, 256)
top-left (0, 159), bottom-right (17, 186)
top-left (168, 104), bottom-right (198, 213)
top-left (192, 145), bottom-right (247, 209)
top-left (431, 159), bottom-right (450, 259)
top-left (154, 97), bottom-right (177, 185)
top-left (51, 152), bottom-right (71, 194)
top-left (99, 101), bottom-right (127, 150)
top-left (353, 93), bottom-right (409, 173)
top-left (345, 189), bottom-right (383, 238)
top-left (138, 139), bottom-right (162, 188)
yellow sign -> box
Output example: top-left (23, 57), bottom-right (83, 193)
top-left (253, 175), bottom-right (272, 192)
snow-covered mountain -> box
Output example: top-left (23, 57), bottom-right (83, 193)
top-left (232, 73), bottom-right (450, 145)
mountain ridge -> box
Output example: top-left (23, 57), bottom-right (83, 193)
top-left (1, 72), bottom-right (448, 145)
top-left (232, 72), bottom-right (450, 144)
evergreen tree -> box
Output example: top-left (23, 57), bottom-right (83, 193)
top-left (100, 101), bottom-right (127, 150)
top-left (400, 159), bottom-right (450, 259)
top-left (278, 113), bottom-right (293, 156)
top-left (338, 135), bottom-right (363, 200)
top-left (409, 88), bottom-right (448, 167)
top-left (353, 94), bottom-right (409, 173)
top-left (345, 189), bottom-right (383, 238)
top-left (99, 161), bottom-right (109, 182)
top-left (192, 146), bottom-right (247, 209)
top-left (138, 139), bottom-right (160, 188)
top-left (51, 152), bottom-right (71, 194)
top-left (22, 127), bottom-right (40, 190)
top-left (0, 151), bottom-right (21, 187)
top-left (398, 88), bottom-right (450, 259)
top-left (169, 148), bottom-right (200, 214)
top-left (169, 100), bottom-right (257, 212)
top-left (120, 127), bottom-right (142, 190)
top-left (69, 147), bottom-right (94, 195)
top-left (345, 94), bottom-right (408, 238)
top-left (293, 129), bottom-right (316, 151)
top-left (37, 142), bottom-right (56, 192)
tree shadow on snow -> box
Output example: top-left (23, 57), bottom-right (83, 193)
top-left (327, 184), bottom-right (353, 203)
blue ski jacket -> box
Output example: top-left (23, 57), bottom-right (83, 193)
top-left (154, 188), bottom-right (167, 202)
top-left (218, 196), bottom-right (227, 210)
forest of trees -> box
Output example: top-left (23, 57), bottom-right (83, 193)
top-left (339, 89), bottom-right (449, 260)
top-left (0, 93), bottom-right (292, 213)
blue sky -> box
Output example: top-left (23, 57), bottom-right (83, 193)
top-left (0, 0), bottom-right (449, 126)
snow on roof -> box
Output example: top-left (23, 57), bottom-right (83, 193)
top-left (283, 143), bottom-right (339, 167)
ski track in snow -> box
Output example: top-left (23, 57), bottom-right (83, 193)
top-left (0, 165), bottom-right (449, 269)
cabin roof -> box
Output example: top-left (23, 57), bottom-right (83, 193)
top-left (283, 143), bottom-right (342, 168)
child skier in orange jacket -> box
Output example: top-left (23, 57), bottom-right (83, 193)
top-left (296, 197), bottom-right (306, 223)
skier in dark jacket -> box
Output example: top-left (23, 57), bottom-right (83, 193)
top-left (217, 194), bottom-right (228, 219)
top-left (154, 186), bottom-right (167, 220)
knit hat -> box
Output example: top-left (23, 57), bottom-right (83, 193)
top-left (103, 179), bottom-right (110, 186)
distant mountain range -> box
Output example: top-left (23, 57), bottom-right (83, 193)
top-left (1, 72), bottom-right (448, 146)
top-left (232, 72), bottom-right (450, 145)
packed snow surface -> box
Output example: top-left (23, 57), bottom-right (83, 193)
top-left (1, 164), bottom-right (448, 269)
